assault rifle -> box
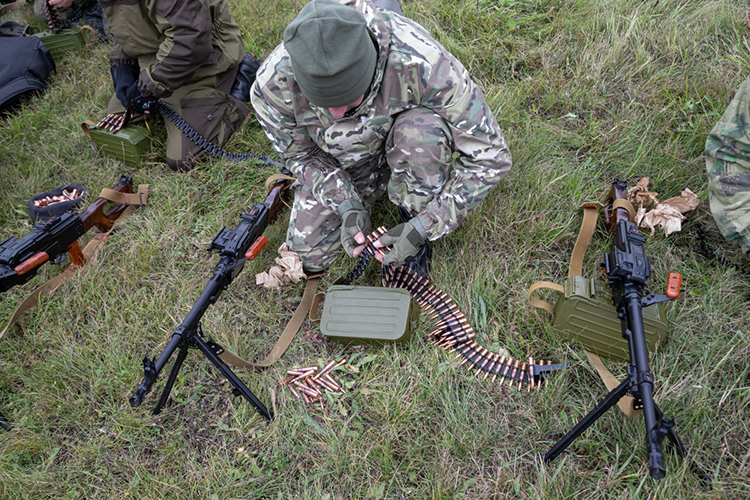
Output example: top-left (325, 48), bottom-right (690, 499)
top-left (0, 176), bottom-right (135, 293)
top-left (543, 179), bottom-right (710, 486)
top-left (130, 170), bottom-right (294, 422)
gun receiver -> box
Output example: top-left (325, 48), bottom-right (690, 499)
top-left (0, 176), bottom-right (133, 293)
top-left (130, 170), bottom-right (293, 422)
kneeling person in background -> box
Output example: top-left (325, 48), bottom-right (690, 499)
top-left (100, 0), bottom-right (251, 170)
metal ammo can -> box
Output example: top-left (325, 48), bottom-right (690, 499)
top-left (312, 285), bottom-right (420, 345)
top-left (553, 275), bottom-right (668, 362)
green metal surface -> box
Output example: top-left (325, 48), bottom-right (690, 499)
top-left (319, 285), bottom-right (420, 345)
top-left (552, 275), bottom-right (668, 362)
top-left (32, 29), bottom-right (85, 61)
top-left (87, 124), bottom-right (151, 166)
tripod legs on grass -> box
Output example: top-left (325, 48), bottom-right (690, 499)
top-left (542, 379), bottom-right (711, 489)
top-left (543, 378), bottom-right (630, 464)
top-left (152, 334), bottom-right (273, 422)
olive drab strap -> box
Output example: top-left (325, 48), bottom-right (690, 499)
top-left (0, 185), bottom-right (150, 340)
top-left (528, 200), bottom-right (641, 416)
top-left (217, 274), bottom-right (322, 370)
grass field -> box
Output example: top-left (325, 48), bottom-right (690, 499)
top-left (1, 0), bottom-right (749, 498)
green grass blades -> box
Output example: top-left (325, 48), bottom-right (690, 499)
top-left (1, 0), bottom-right (749, 498)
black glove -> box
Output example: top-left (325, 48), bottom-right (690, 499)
top-left (126, 82), bottom-right (158, 114)
top-left (110, 63), bottom-right (139, 109)
top-left (379, 220), bottom-right (428, 268)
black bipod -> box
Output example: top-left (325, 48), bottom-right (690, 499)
top-left (131, 322), bottom-right (272, 422)
top-left (541, 215), bottom-right (711, 489)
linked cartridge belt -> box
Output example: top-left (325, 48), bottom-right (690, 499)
top-left (348, 228), bottom-right (570, 390)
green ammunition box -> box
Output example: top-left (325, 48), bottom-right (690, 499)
top-left (316, 285), bottom-right (420, 345)
top-left (82, 122), bottom-right (152, 166)
top-left (32, 29), bottom-right (85, 61)
top-left (552, 275), bottom-right (668, 362)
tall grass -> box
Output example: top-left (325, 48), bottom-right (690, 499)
top-left (0, 0), bottom-right (748, 498)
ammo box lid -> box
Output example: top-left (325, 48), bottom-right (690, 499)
top-left (319, 285), bottom-right (419, 345)
top-left (32, 28), bottom-right (85, 60)
top-left (82, 121), bottom-right (151, 166)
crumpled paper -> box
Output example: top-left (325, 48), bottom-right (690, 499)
top-left (628, 178), bottom-right (699, 236)
top-left (628, 177), bottom-right (659, 208)
top-left (255, 243), bottom-right (306, 288)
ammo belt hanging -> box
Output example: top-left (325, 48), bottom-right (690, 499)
top-left (346, 228), bottom-right (569, 390)
top-left (155, 102), bottom-right (284, 167)
top-left (44, 0), bottom-right (84, 33)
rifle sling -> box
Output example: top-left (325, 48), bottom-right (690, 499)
top-left (217, 274), bottom-right (322, 370)
top-left (528, 200), bottom-right (641, 415)
top-left (0, 185), bottom-right (149, 340)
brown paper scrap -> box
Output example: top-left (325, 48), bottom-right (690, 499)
top-left (627, 177), bottom-right (659, 208)
top-left (256, 243), bottom-right (306, 288)
top-left (640, 188), bottom-right (699, 236)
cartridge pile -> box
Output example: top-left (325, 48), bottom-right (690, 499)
top-left (32, 188), bottom-right (83, 208)
top-left (281, 359), bottom-right (346, 408)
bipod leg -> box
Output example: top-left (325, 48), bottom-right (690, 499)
top-left (153, 339), bottom-right (190, 415)
top-left (544, 378), bottom-right (630, 464)
top-left (0, 410), bottom-right (11, 431)
top-left (654, 404), bottom-right (713, 490)
top-left (192, 333), bottom-right (273, 422)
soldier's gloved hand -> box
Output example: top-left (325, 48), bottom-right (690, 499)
top-left (338, 200), bottom-right (371, 258)
top-left (110, 63), bottom-right (139, 109)
top-left (126, 83), bottom-right (158, 114)
top-left (378, 219), bottom-right (428, 268)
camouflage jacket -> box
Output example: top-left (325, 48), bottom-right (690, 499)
top-left (100, 0), bottom-right (244, 99)
top-left (251, 0), bottom-right (511, 240)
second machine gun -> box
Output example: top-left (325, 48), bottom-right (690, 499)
top-left (542, 179), bottom-right (710, 486)
top-left (130, 171), bottom-right (293, 422)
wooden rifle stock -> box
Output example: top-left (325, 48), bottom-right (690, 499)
top-left (0, 176), bottom-right (135, 293)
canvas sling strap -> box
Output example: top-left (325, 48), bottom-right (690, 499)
top-left (0, 184), bottom-right (150, 340)
top-left (528, 199), bottom-right (641, 416)
top-left (215, 273), bottom-right (322, 370)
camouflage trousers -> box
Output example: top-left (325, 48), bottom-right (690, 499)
top-left (706, 74), bottom-right (750, 255)
top-left (288, 107), bottom-right (453, 272)
top-left (106, 65), bottom-right (250, 171)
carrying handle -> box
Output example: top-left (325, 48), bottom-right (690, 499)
top-left (309, 291), bottom-right (326, 324)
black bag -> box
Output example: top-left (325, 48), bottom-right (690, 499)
top-left (0, 22), bottom-right (56, 114)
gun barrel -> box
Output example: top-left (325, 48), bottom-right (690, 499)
top-left (624, 294), bottom-right (666, 479)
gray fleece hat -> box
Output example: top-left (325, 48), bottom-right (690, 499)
top-left (283, 0), bottom-right (377, 108)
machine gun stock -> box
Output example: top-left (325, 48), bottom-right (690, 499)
top-left (0, 176), bottom-right (134, 293)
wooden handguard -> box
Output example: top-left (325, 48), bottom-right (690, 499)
top-left (80, 176), bottom-right (134, 233)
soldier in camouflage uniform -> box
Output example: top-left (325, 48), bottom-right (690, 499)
top-left (706, 75), bottom-right (750, 255)
top-left (251, 0), bottom-right (511, 273)
top-left (99, 0), bottom-right (250, 170)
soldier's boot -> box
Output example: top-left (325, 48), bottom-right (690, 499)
top-left (230, 52), bottom-right (262, 103)
top-left (397, 206), bottom-right (431, 280)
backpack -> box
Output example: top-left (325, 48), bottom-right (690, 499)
top-left (0, 21), bottom-right (56, 114)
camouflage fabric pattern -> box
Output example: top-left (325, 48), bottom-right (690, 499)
top-left (288, 107), bottom-right (454, 271)
top-left (252, 0), bottom-right (511, 268)
top-left (706, 74), bottom-right (750, 255)
top-left (99, 0), bottom-right (244, 100)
